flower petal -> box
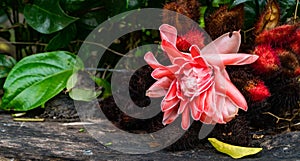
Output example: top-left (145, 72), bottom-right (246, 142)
top-left (159, 24), bottom-right (177, 46)
top-left (195, 92), bottom-right (206, 112)
top-left (144, 52), bottom-right (164, 69)
top-left (162, 40), bottom-right (185, 61)
top-left (152, 68), bottom-right (174, 79)
top-left (161, 80), bottom-right (180, 111)
top-left (202, 31), bottom-right (241, 55)
top-left (178, 99), bottom-right (188, 114)
top-left (190, 100), bottom-right (201, 120)
top-left (181, 106), bottom-right (191, 130)
top-left (205, 54), bottom-right (259, 66)
top-left (214, 68), bottom-right (248, 111)
top-left (146, 77), bottom-right (172, 97)
top-left (190, 45), bottom-right (209, 68)
top-left (163, 108), bottom-right (179, 125)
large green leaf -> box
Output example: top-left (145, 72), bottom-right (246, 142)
top-left (24, 0), bottom-right (79, 34)
top-left (0, 54), bottom-right (16, 78)
top-left (1, 51), bottom-right (83, 111)
top-left (243, 0), bottom-right (267, 29)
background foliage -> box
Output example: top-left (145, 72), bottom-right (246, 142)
top-left (0, 0), bottom-right (298, 111)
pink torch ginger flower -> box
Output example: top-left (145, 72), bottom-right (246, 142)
top-left (144, 24), bottom-right (259, 130)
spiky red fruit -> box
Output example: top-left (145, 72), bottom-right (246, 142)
top-left (289, 29), bottom-right (300, 55)
top-left (252, 44), bottom-right (281, 74)
top-left (245, 80), bottom-right (271, 102)
top-left (184, 29), bottom-right (205, 49)
top-left (295, 68), bottom-right (300, 76)
top-left (162, 0), bottom-right (200, 33)
top-left (176, 29), bottom-right (205, 52)
top-left (275, 48), bottom-right (300, 77)
top-left (255, 25), bottom-right (297, 46)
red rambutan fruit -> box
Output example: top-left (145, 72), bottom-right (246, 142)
top-left (205, 4), bottom-right (244, 40)
top-left (162, 0), bottom-right (200, 34)
top-left (176, 29), bottom-right (206, 52)
top-left (255, 25), bottom-right (297, 46)
top-left (244, 80), bottom-right (271, 102)
top-left (275, 48), bottom-right (300, 77)
top-left (252, 44), bottom-right (281, 74)
top-left (289, 29), bottom-right (300, 55)
top-left (184, 29), bottom-right (205, 49)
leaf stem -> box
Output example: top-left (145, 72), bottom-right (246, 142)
top-left (295, 0), bottom-right (299, 23)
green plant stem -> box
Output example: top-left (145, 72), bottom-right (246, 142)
top-left (3, 8), bottom-right (13, 25)
top-left (295, 0), bottom-right (299, 23)
top-left (7, 41), bottom-right (47, 46)
top-left (0, 24), bottom-right (23, 32)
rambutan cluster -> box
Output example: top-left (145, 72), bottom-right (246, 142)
top-left (250, 23), bottom-right (300, 116)
top-left (252, 24), bottom-right (300, 77)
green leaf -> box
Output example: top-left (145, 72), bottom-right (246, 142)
top-left (199, 6), bottom-right (207, 28)
top-left (243, 0), bottom-right (267, 29)
top-left (278, 0), bottom-right (297, 22)
top-left (24, 0), bottom-right (79, 34)
top-left (77, 11), bottom-right (107, 30)
top-left (212, 0), bottom-right (231, 7)
top-left (92, 76), bottom-right (112, 99)
top-left (67, 72), bottom-right (102, 101)
top-left (0, 54), bottom-right (16, 78)
top-left (69, 88), bottom-right (102, 101)
top-left (60, 0), bottom-right (104, 14)
top-left (230, 0), bottom-right (253, 8)
top-left (1, 51), bottom-right (83, 111)
top-left (208, 138), bottom-right (263, 159)
top-left (46, 23), bottom-right (77, 51)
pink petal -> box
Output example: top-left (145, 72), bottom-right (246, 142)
top-left (190, 45), bottom-right (201, 57)
top-left (202, 31), bottom-right (241, 55)
top-left (159, 24), bottom-right (177, 46)
top-left (205, 54), bottom-right (259, 66)
top-left (213, 94), bottom-right (226, 123)
top-left (194, 92), bottom-right (206, 112)
top-left (163, 108), bottom-right (179, 125)
top-left (146, 77), bottom-right (172, 97)
top-left (181, 106), bottom-right (191, 130)
top-left (214, 68), bottom-right (248, 111)
top-left (198, 76), bottom-right (214, 94)
top-left (178, 99), bottom-right (188, 114)
top-left (161, 80), bottom-right (180, 111)
top-left (144, 52), bottom-right (164, 69)
top-left (151, 68), bottom-right (174, 79)
top-left (204, 86), bottom-right (216, 116)
top-left (161, 40), bottom-right (185, 61)
top-left (190, 45), bottom-right (209, 68)
top-left (190, 100), bottom-right (201, 120)
top-left (221, 97), bottom-right (239, 122)
top-left (200, 113), bottom-right (214, 124)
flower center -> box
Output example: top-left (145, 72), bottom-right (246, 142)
top-left (179, 67), bottom-right (213, 98)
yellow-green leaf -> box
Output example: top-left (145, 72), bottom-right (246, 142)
top-left (208, 138), bottom-right (263, 159)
